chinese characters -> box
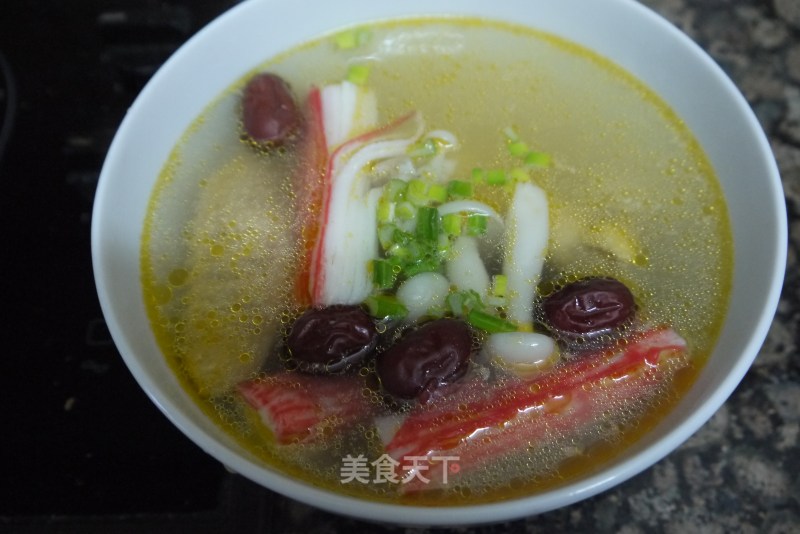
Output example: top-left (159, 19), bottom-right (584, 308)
top-left (340, 454), bottom-right (460, 485)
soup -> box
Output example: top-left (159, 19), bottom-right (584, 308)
top-left (141, 17), bottom-right (732, 504)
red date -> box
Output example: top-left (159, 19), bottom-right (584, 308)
top-left (542, 277), bottom-right (635, 340)
top-left (286, 305), bottom-right (377, 374)
top-left (376, 319), bottom-right (472, 402)
top-left (241, 72), bottom-right (301, 145)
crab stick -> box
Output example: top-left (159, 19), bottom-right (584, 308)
top-left (382, 327), bottom-right (688, 492)
top-left (293, 81), bottom-right (425, 306)
top-left (238, 372), bottom-right (374, 445)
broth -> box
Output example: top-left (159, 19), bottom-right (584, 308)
top-left (141, 17), bottom-right (732, 504)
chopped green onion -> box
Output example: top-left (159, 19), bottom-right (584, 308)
top-left (385, 254), bottom-right (405, 268)
top-left (386, 178), bottom-right (407, 201)
top-left (525, 151), bottom-right (552, 167)
top-left (471, 168), bottom-right (486, 183)
top-left (378, 224), bottom-right (396, 250)
top-left (415, 206), bottom-right (440, 242)
top-left (365, 295), bottom-right (407, 320)
top-left (407, 179), bottom-right (428, 205)
top-left (386, 243), bottom-right (413, 261)
top-left (465, 213), bottom-right (488, 236)
top-left (392, 227), bottom-right (414, 246)
top-left (371, 259), bottom-right (396, 289)
top-left (404, 256), bottom-right (440, 277)
top-left (442, 213), bottom-right (462, 236)
top-left (437, 233), bottom-right (451, 256)
top-left (396, 201), bottom-right (416, 220)
top-left (386, 230), bottom-right (415, 256)
top-left (447, 289), bottom-right (484, 316)
top-left (446, 292), bottom-right (463, 316)
top-left (447, 180), bottom-right (473, 199)
top-left (462, 289), bottom-right (484, 311)
top-left (467, 309), bottom-right (518, 333)
top-left (484, 295), bottom-right (507, 308)
top-left (510, 167), bottom-right (530, 183)
top-left (508, 141), bottom-right (529, 158)
top-left (346, 64), bottom-right (371, 86)
top-left (427, 183), bottom-right (448, 204)
top-left (377, 198), bottom-right (394, 224)
top-left (334, 28), bottom-right (371, 49)
top-left (491, 274), bottom-right (508, 297)
top-left (334, 31), bottom-right (358, 50)
top-left (486, 169), bottom-right (508, 185)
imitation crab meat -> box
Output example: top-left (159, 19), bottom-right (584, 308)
top-left (238, 372), bottom-right (374, 445)
top-left (381, 327), bottom-right (688, 492)
top-left (293, 81), bottom-right (425, 306)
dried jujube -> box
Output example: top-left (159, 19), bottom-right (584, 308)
top-left (286, 305), bottom-right (377, 374)
top-left (241, 72), bottom-right (302, 145)
top-left (542, 277), bottom-right (635, 341)
top-left (376, 318), bottom-right (472, 402)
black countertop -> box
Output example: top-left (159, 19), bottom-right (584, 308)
top-left (1, 0), bottom-right (797, 532)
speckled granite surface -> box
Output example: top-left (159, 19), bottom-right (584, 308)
top-left (259, 1), bottom-right (800, 532)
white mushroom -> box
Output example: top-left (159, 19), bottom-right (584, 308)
top-left (484, 331), bottom-right (558, 377)
top-left (396, 272), bottom-right (451, 321)
top-left (502, 182), bottom-right (549, 328)
top-left (438, 200), bottom-right (505, 270)
top-left (445, 235), bottom-right (490, 296)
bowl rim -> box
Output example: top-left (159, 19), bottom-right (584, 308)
top-left (91, 0), bottom-right (787, 526)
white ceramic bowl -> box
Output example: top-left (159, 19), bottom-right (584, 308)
top-left (92, 0), bottom-right (786, 526)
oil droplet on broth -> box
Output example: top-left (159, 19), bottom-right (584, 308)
top-left (168, 268), bottom-right (189, 286)
top-left (151, 284), bottom-right (172, 305)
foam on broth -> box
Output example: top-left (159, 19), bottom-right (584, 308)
top-left (141, 17), bottom-right (732, 504)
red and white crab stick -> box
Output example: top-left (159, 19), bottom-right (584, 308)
top-left (382, 327), bottom-right (688, 492)
top-left (294, 81), bottom-right (425, 306)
